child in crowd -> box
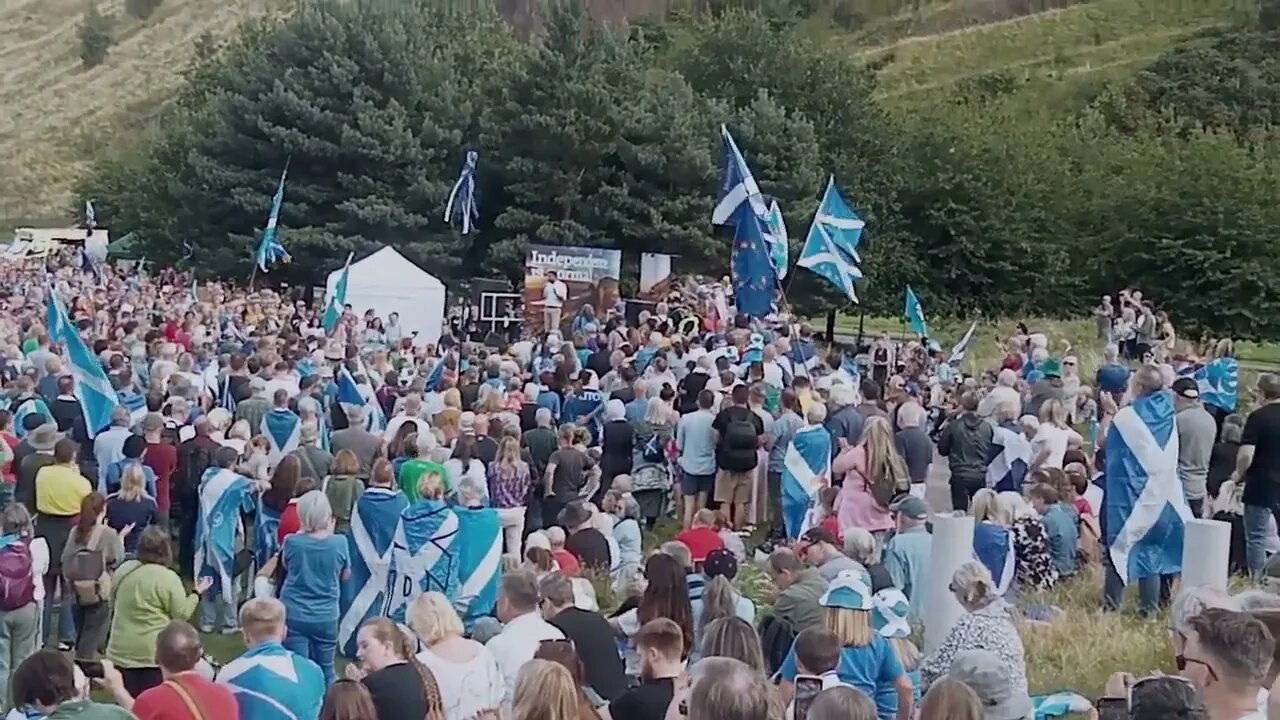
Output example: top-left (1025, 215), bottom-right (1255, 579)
top-left (545, 526), bottom-right (581, 576)
top-left (786, 627), bottom-right (847, 720)
top-left (1028, 483), bottom-right (1078, 578)
top-left (871, 589), bottom-right (921, 704)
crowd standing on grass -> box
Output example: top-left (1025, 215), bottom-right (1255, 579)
top-left (0, 253), bottom-right (1277, 719)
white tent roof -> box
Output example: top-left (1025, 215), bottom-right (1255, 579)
top-left (326, 246), bottom-right (446, 343)
top-left (341, 246), bottom-right (445, 293)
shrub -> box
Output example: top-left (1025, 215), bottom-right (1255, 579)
top-left (78, 4), bottom-right (114, 69)
top-left (125, 0), bottom-right (165, 20)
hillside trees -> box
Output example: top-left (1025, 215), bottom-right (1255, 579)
top-left (78, 4), bottom-right (113, 68)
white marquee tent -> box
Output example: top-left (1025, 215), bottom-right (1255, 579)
top-left (325, 246), bottom-right (446, 343)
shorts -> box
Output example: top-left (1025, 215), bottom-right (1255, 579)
top-left (682, 472), bottom-right (715, 496)
top-left (715, 469), bottom-right (753, 504)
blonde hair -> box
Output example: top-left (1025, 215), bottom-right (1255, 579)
top-left (824, 608), bottom-right (872, 647)
top-left (889, 637), bottom-right (921, 671)
top-left (951, 561), bottom-right (997, 611)
top-left (971, 488), bottom-right (1010, 526)
top-left (512, 659), bottom-right (580, 720)
top-left (497, 436), bottom-right (522, 473)
top-left (862, 417), bottom-right (907, 502)
top-left (1038, 398), bottom-right (1068, 428)
top-left (240, 598), bottom-right (286, 643)
top-left (407, 592), bottom-right (465, 646)
top-left (919, 677), bottom-right (982, 720)
top-left (118, 464), bottom-right (146, 502)
top-left (361, 618), bottom-right (445, 720)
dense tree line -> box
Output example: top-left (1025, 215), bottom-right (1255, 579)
top-left (82, 0), bottom-right (1280, 338)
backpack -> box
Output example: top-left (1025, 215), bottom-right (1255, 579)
top-left (723, 413), bottom-right (758, 454)
top-left (0, 540), bottom-right (35, 611)
top-left (64, 527), bottom-right (111, 606)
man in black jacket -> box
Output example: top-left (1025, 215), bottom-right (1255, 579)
top-left (540, 572), bottom-right (627, 702)
top-left (938, 391), bottom-right (993, 512)
top-left (175, 417), bottom-right (220, 577)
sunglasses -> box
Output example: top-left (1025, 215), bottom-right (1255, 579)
top-left (1174, 655), bottom-right (1218, 681)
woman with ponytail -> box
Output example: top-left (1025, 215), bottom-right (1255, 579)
top-left (345, 617), bottom-right (447, 720)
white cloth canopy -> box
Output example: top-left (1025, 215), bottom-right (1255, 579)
top-left (325, 246), bottom-right (446, 343)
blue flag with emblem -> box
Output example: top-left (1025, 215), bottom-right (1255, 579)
top-left (1104, 389), bottom-right (1189, 584)
top-left (712, 125), bottom-right (769, 226)
top-left (193, 467), bottom-right (257, 611)
top-left (217, 641), bottom-right (325, 720)
top-left (731, 206), bottom-right (777, 318)
top-left (254, 165), bottom-right (291, 273)
top-left (798, 177), bottom-right (864, 303)
top-left (339, 487), bottom-right (410, 657)
top-left (443, 150), bottom-right (480, 234)
top-left (986, 422), bottom-right (1031, 493)
top-left (322, 253), bottom-right (353, 334)
top-left (260, 406), bottom-right (301, 467)
top-left (763, 200), bottom-right (789, 279)
top-left (904, 285), bottom-right (928, 337)
top-left (452, 506), bottom-right (503, 630)
top-left (1194, 356), bottom-right (1238, 412)
top-left (47, 289), bottom-right (119, 436)
top-left (973, 522), bottom-right (1016, 596)
top-left (385, 499), bottom-right (460, 626)
top-left (781, 424), bottom-right (831, 539)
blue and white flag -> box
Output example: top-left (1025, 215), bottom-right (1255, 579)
top-left (218, 375), bottom-right (238, 414)
top-left (1032, 692), bottom-right (1093, 719)
top-left (452, 506), bottom-right (502, 630)
top-left (949, 321), bottom-right (978, 366)
top-left (731, 206), bottom-right (777, 318)
top-left (986, 423), bottom-right (1031, 493)
top-left (84, 200), bottom-right (97, 229)
top-left (339, 487), bottom-right (409, 657)
top-left (322, 252), bottom-right (353, 334)
top-left (218, 641), bottom-right (325, 720)
top-left (1104, 389), bottom-right (1189, 584)
top-left (1195, 356), bottom-right (1239, 412)
top-left (335, 366), bottom-right (385, 432)
top-left (260, 407), bottom-right (301, 467)
top-left (443, 150), bottom-right (480, 234)
top-left (297, 394), bottom-right (329, 452)
top-left (423, 354), bottom-right (447, 393)
top-left (47, 290), bottom-right (119, 436)
top-left (255, 500), bottom-right (281, 571)
top-left (781, 424), bottom-right (832, 539)
top-left (193, 468), bottom-right (256, 610)
top-left (904, 285), bottom-right (928, 337)
top-left (116, 388), bottom-right (148, 427)
top-left (973, 522), bottom-right (1016, 596)
top-left (181, 240), bottom-right (195, 261)
top-left (12, 397), bottom-right (51, 439)
top-left (386, 498), bottom-right (460, 626)
top-left (763, 200), bottom-right (789, 279)
top-left (798, 177), bottom-right (864, 303)
top-left (254, 166), bottom-right (291, 273)
top-left (712, 125), bottom-right (768, 226)
top-left (187, 279), bottom-right (199, 306)
top-left (45, 288), bottom-right (69, 339)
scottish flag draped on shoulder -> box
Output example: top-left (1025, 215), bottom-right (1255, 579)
top-left (1104, 389), bottom-right (1189, 584)
top-left (322, 253), bottom-right (353, 334)
top-left (336, 366), bottom-right (385, 433)
top-left (1195, 356), bottom-right (1239, 412)
top-left (193, 467), bottom-right (257, 610)
top-left (386, 498), bottom-right (461, 626)
top-left (261, 407), bottom-right (301, 467)
top-left (986, 422), bottom-right (1031, 493)
top-left (972, 522), bottom-right (1016, 596)
top-left (46, 289), bottom-right (119, 436)
top-left (218, 641), bottom-right (325, 720)
top-left (254, 165), bottom-right (291, 273)
top-left (904, 285), bottom-right (928, 337)
top-left (781, 424), bottom-right (832, 539)
top-left (13, 397), bottom-right (51, 439)
top-left (798, 177), bottom-right (864, 303)
top-left (339, 487), bottom-right (409, 658)
top-left (712, 125), bottom-right (768, 226)
top-left (444, 150), bottom-right (480, 234)
top-left (452, 506), bottom-right (503, 630)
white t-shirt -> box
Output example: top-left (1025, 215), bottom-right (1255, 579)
top-left (417, 644), bottom-right (505, 720)
top-left (543, 281), bottom-right (567, 309)
top-left (30, 537), bottom-right (49, 603)
top-left (1032, 424), bottom-right (1071, 469)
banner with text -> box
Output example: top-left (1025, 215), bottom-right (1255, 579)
top-left (524, 245), bottom-right (622, 334)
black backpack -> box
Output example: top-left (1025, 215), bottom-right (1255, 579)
top-left (723, 413), bottom-right (758, 453)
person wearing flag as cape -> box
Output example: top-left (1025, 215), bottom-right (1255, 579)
top-left (338, 458), bottom-right (409, 658)
top-left (193, 447), bottom-right (261, 635)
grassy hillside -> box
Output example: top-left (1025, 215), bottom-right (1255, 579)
top-left (0, 0), bottom-right (1255, 221)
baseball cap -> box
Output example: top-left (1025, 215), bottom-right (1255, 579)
top-left (702, 548), bottom-right (739, 581)
top-left (818, 569), bottom-right (874, 611)
top-left (871, 588), bottom-right (912, 639)
top-left (1172, 377), bottom-right (1200, 399)
top-left (948, 650), bottom-right (1034, 720)
top-left (889, 495), bottom-right (929, 520)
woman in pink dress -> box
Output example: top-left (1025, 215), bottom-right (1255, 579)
top-left (832, 416), bottom-right (907, 534)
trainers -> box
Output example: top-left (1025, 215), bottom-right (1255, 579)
top-left (198, 625), bottom-right (215, 634)
top-left (57, 641), bottom-right (73, 652)
top-left (221, 626), bottom-right (240, 636)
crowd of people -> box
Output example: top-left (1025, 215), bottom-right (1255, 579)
top-left (0, 254), bottom-right (1275, 720)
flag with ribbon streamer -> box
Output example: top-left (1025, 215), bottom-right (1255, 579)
top-left (444, 150), bottom-right (479, 234)
top-left (254, 165), bottom-right (291, 272)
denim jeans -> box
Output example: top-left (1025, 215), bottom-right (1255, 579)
top-left (283, 616), bottom-right (337, 685)
top-left (41, 576), bottom-right (75, 646)
top-left (1102, 553), bottom-right (1174, 614)
top-left (0, 602), bottom-right (38, 710)
top-left (1243, 502), bottom-right (1280, 576)
top-left (198, 585), bottom-right (240, 633)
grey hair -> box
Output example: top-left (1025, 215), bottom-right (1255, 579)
top-left (660, 540), bottom-right (693, 569)
top-left (842, 527), bottom-right (880, 565)
top-left (828, 382), bottom-right (856, 409)
top-left (1170, 586), bottom-right (1237, 635)
top-left (535, 407), bottom-right (553, 427)
top-left (1, 503), bottom-right (33, 536)
top-left (1232, 589), bottom-right (1280, 612)
top-left (297, 490), bottom-right (333, 533)
top-left (1132, 364), bottom-right (1166, 396)
top-left (996, 369), bottom-right (1017, 387)
top-left (897, 401), bottom-right (926, 429)
top-left (951, 561), bottom-right (997, 611)
top-left (805, 401), bottom-right (828, 425)
top-left (456, 475), bottom-right (486, 508)
top-left (607, 490), bottom-right (641, 521)
top-left (1104, 344), bottom-right (1120, 361)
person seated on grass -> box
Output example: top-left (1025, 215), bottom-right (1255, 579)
top-left (946, 650), bottom-right (1033, 720)
top-left (1027, 483), bottom-right (1078, 579)
top-left (807, 686), bottom-right (877, 720)
top-left (916, 677), bottom-right (982, 720)
top-left (920, 562), bottom-right (1027, 700)
top-left (676, 509), bottom-right (725, 567)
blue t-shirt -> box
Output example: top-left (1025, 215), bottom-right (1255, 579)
top-left (780, 634), bottom-right (905, 719)
top-left (1040, 502), bottom-right (1079, 576)
top-left (1096, 363), bottom-right (1131, 395)
top-left (281, 533), bottom-right (350, 621)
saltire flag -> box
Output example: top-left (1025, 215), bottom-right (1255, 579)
top-left (763, 200), bottom-right (789, 279)
top-left (322, 252), bottom-right (353, 334)
top-left (385, 498), bottom-right (461, 627)
top-left (85, 200), bottom-right (97, 229)
top-left (781, 424), bottom-right (832, 539)
top-left (217, 642), bottom-right (325, 720)
top-left (986, 422), bottom-right (1031, 493)
top-left (730, 206), bottom-right (777, 318)
top-left (46, 289), bottom-right (119, 436)
top-left (254, 166), bottom-right (291, 273)
top-left (797, 177), bottom-right (865, 303)
top-left (452, 506), bottom-right (503, 631)
top-left (904, 285), bottom-right (928, 337)
top-left (181, 240), bottom-right (195, 261)
top-left (13, 397), bottom-right (52, 439)
top-left (116, 388), bottom-right (148, 427)
top-left (712, 124), bottom-right (768, 226)
top-left (260, 407), bottom-right (301, 467)
top-left (1194, 356), bottom-right (1239, 412)
top-left (840, 353), bottom-right (860, 384)
top-left (423, 353), bottom-right (449, 392)
top-left (1104, 389), bottom-right (1189, 584)
top-left (339, 487), bottom-right (409, 657)
top-left (254, 500), bottom-right (281, 571)
top-left (972, 522), bottom-right (1016, 596)
top-left (443, 150), bottom-right (479, 234)
top-left (336, 366), bottom-right (385, 433)
top-left (949, 321), bottom-right (978, 366)
top-left (193, 467), bottom-right (257, 614)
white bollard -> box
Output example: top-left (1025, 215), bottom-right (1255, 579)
top-left (1181, 518), bottom-right (1232, 592)
top-left (923, 514), bottom-right (975, 654)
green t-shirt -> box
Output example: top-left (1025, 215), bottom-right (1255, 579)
top-left (20, 337), bottom-right (37, 355)
top-left (322, 474), bottom-right (365, 534)
top-left (399, 458), bottom-right (450, 502)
